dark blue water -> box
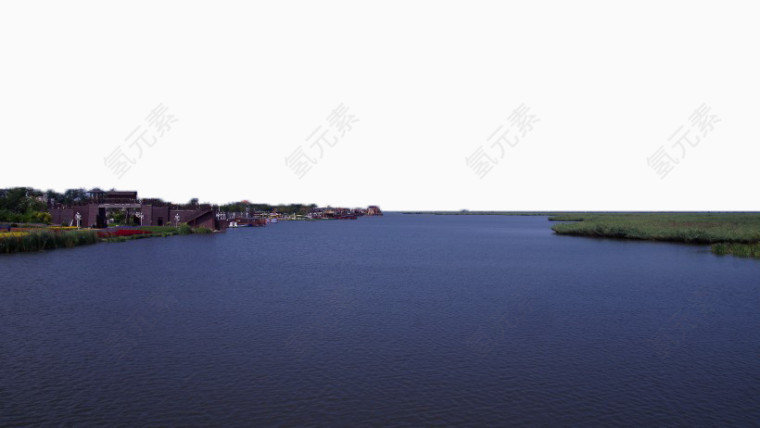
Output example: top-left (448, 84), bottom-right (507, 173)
top-left (2, 214), bottom-right (759, 426)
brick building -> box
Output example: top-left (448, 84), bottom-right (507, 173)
top-left (49, 189), bottom-right (224, 230)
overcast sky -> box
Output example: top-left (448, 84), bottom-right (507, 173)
top-left (1, 1), bottom-right (757, 211)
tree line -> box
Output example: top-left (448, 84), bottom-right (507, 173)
top-left (0, 187), bottom-right (52, 224)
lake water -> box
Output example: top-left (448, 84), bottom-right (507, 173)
top-left (1, 214), bottom-right (759, 426)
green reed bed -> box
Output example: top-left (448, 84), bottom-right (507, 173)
top-left (402, 211), bottom-right (562, 216)
top-left (550, 213), bottom-right (760, 259)
top-left (137, 224), bottom-right (212, 236)
top-left (712, 243), bottom-right (760, 258)
top-left (0, 230), bottom-right (99, 254)
top-left (0, 225), bottom-right (215, 254)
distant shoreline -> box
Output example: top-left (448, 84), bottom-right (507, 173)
top-left (548, 213), bottom-right (760, 259)
top-left (402, 212), bottom-right (760, 259)
top-left (401, 211), bottom-right (760, 215)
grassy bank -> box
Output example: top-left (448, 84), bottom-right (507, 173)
top-left (402, 211), bottom-right (562, 216)
top-left (100, 225), bottom-right (213, 242)
top-left (712, 243), bottom-right (760, 258)
top-left (0, 229), bottom-right (99, 254)
top-left (0, 225), bottom-right (214, 253)
top-left (550, 213), bottom-right (760, 258)
top-left (137, 224), bottom-right (213, 237)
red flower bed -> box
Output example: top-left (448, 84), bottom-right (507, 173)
top-left (97, 229), bottom-right (153, 238)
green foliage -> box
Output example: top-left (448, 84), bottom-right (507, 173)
top-left (102, 234), bottom-right (154, 243)
top-left (546, 214), bottom-right (589, 221)
top-left (106, 210), bottom-right (125, 225)
top-left (551, 213), bottom-right (760, 259)
top-left (0, 187), bottom-right (52, 224)
top-left (550, 213), bottom-right (760, 244)
top-left (402, 211), bottom-right (564, 216)
top-left (712, 243), bottom-right (760, 258)
top-left (0, 230), bottom-right (99, 254)
top-left (32, 212), bottom-right (52, 224)
top-left (0, 209), bottom-right (24, 223)
top-left (138, 224), bottom-right (211, 236)
top-left (62, 188), bottom-right (90, 205)
top-left (178, 223), bottom-right (193, 235)
top-left (138, 226), bottom-right (182, 237)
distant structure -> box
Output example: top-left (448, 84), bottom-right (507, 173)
top-left (48, 189), bottom-right (382, 229)
top-left (49, 189), bottom-right (224, 230)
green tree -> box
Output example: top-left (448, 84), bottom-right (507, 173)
top-left (0, 187), bottom-right (49, 223)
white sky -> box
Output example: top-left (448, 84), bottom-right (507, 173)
top-left (1, 1), bottom-right (758, 211)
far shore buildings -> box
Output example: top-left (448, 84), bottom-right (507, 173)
top-left (49, 188), bottom-right (383, 229)
top-left (49, 189), bottom-right (221, 230)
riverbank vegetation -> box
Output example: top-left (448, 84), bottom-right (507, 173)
top-left (0, 229), bottom-right (99, 253)
top-left (402, 211), bottom-right (561, 216)
top-left (0, 187), bottom-right (52, 224)
top-left (93, 225), bottom-right (213, 243)
top-left (712, 243), bottom-right (760, 258)
top-left (550, 213), bottom-right (760, 259)
top-left (137, 224), bottom-right (212, 236)
top-left (0, 225), bottom-right (214, 254)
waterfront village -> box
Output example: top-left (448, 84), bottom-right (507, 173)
top-left (47, 188), bottom-right (382, 230)
top-left (0, 187), bottom-right (382, 253)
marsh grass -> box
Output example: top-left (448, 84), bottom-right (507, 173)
top-left (550, 213), bottom-right (760, 244)
top-left (712, 243), bottom-right (760, 258)
top-left (402, 211), bottom-right (562, 216)
top-left (0, 230), bottom-right (99, 253)
top-left (101, 234), bottom-right (154, 243)
top-left (137, 225), bottom-right (212, 236)
top-left (1, 225), bottom-right (215, 253)
top-left (550, 213), bottom-right (760, 259)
